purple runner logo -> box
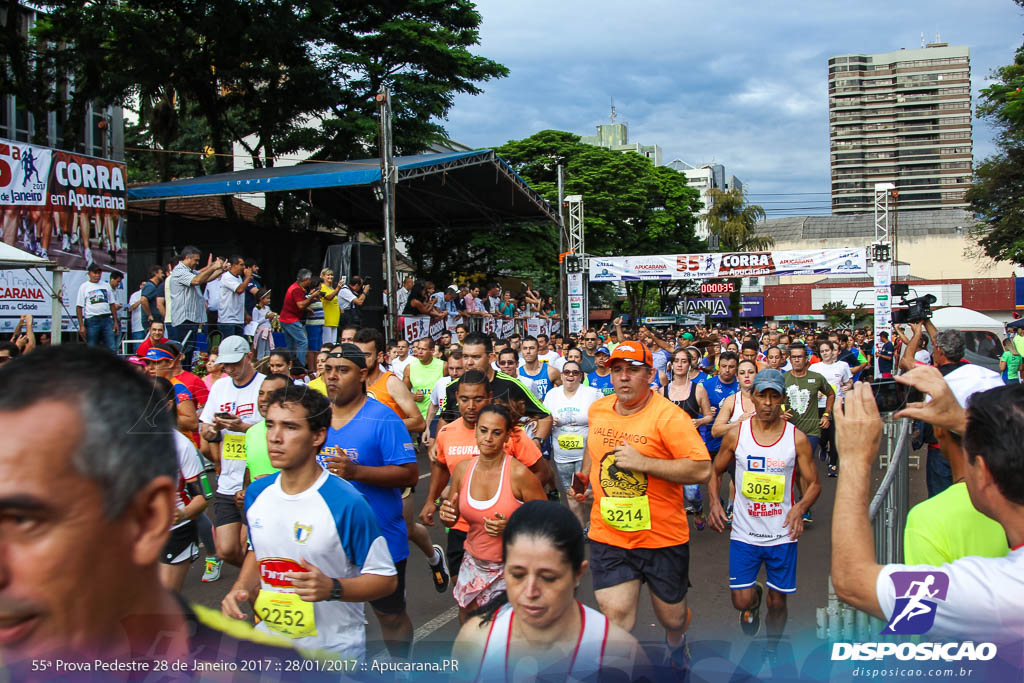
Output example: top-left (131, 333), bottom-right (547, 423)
top-left (882, 571), bottom-right (949, 635)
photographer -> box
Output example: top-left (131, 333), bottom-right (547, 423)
top-left (831, 369), bottom-right (1024, 641)
top-left (339, 275), bottom-right (370, 327)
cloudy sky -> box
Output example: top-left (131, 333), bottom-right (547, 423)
top-left (445, 0), bottom-right (1024, 217)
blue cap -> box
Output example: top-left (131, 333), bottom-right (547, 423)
top-left (752, 369), bottom-right (785, 395)
top-left (595, 346), bottom-right (610, 356)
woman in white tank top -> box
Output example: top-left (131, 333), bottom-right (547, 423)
top-left (452, 501), bottom-right (645, 682)
top-left (710, 359), bottom-right (759, 441)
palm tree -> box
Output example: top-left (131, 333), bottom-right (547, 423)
top-left (704, 188), bottom-right (772, 323)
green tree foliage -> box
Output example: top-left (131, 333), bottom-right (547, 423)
top-left (704, 186), bottom-right (771, 323)
top-left (968, 40), bottom-right (1024, 265)
top-left (476, 130), bottom-right (703, 317)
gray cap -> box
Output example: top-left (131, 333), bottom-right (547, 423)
top-left (752, 368), bottom-right (785, 395)
top-left (217, 336), bottom-right (251, 364)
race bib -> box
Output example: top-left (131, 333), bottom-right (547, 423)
top-left (741, 471), bottom-right (785, 503)
top-left (254, 591), bottom-right (317, 638)
top-left (557, 434), bottom-right (584, 451)
top-left (599, 496), bottom-right (651, 532)
top-left (222, 433), bottom-right (247, 461)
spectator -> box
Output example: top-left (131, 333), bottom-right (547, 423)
top-left (304, 276), bottom-right (325, 370)
top-left (137, 320), bottom-right (169, 357)
top-left (246, 288), bottom-right (276, 359)
top-left (338, 276), bottom-right (369, 327)
top-left (278, 269), bottom-right (320, 361)
top-left (1000, 337), bottom-right (1021, 384)
top-left (402, 281), bottom-right (444, 322)
top-left (127, 280), bottom-right (145, 342)
top-left (218, 255), bottom-right (256, 340)
top-left (319, 268), bottom-right (343, 345)
top-left (396, 275), bottom-right (414, 315)
top-left (76, 263), bottom-right (118, 351)
top-left (167, 246), bottom-right (228, 369)
top-left (832, 371), bottom-right (1024, 642)
top-left (139, 264), bottom-right (165, 329)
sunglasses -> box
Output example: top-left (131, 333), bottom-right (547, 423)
top-left (562, 370), bottom-right (582, 376)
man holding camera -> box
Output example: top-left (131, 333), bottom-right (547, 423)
top-left (279, 269), bottom-right (322, 361)
top-left (338, 276), bottom-right (369, 327)
top-left (167, 246), bottom-right (228, 369)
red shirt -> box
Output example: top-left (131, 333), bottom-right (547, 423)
top-left (176, 370), bottom-right (209, 408)
top-left (137, 336), bottom-right (169, 357)
top-left (279, 282), bottom-right (305, 324)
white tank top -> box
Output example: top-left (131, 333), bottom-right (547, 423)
top-left (730, 391), bottom-right (751, 424)
top-left (732, 419), bottom-right (798, 547)
top-left (476, 602), bottom-right (608, 682)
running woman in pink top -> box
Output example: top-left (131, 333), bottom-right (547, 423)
top-left (439, 404), bottom-right (546, 622)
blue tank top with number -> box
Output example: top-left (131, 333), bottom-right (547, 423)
top-left (520, 361), bottom-right (551, 400)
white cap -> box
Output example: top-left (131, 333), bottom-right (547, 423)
top-left (944, 364), bottom-right (1005, 408)
top-left (914, 349), bottom-right (932, 365)
top-left (217, 335), bottom-right (251, 364)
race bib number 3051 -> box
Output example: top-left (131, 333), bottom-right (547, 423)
top-left (741, 471), bottom-right (785, 503)
top-left (254, 591), bottom-right (317, 638)
top-left (599, 496), bottom-right (651, 532)
top-left (222, 433), bottom-right (247, 461)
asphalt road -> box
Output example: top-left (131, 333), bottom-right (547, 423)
top-left (180, 440), bottom-right (931, 677)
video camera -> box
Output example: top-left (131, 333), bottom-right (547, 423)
top-left (890, 284), bottom-right (936, 325)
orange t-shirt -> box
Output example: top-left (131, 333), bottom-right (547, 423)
top-left (587, 390), bottom-right (711, 549)
top-left (367, 371), bottom-right (404, 418)
top-left (436, 417), bottom-right (541, 532)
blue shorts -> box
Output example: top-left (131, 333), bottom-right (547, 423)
top-left (729, 539), bottom-right (797, 593)
top-left (305, 324), bottom-right (323, 352)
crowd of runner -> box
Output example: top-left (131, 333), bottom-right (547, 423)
top-left (1, 246), bottom-right (1023, 680)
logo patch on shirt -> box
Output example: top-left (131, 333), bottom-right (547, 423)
top-left (882, 571), bottom-right (949, 635)
top-left (293, 523), bottom-right (313, 544)
top-left (747, 455), bottom-right (766, 472)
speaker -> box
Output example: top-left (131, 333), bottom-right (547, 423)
top-left (323, 242), bottom-right (386, 332)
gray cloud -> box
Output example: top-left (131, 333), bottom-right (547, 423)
top-left (446, 0), bottom-right (1024, 216)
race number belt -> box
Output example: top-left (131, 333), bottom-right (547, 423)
top-left (254, 590), bottom-right (317, 638)
top-left (222, 433), bottom-right (247, 461)
top-left (599, 496), bottom-right (651, 532)
top-left (741, 471), bottom-right (785, 503)
top-left (556, 434), bottom-right (584, 451)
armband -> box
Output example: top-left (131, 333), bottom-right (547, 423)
top-left (185, 479), bottom-right (204, 499)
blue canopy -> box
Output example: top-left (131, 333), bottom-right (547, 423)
top-left (127, 150), bottom-right (557, 229)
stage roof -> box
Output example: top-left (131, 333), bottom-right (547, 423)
top-left (127, 150), bottom-right (558, 231)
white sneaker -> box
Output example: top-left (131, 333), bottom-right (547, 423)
top-left (202, 557), bottom-right (223, 583)
top-left (84, 248), bottom-right (94, 265)
top-left (62, 234), bottom-right (70, 251)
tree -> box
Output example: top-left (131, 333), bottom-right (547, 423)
top-left (8, 0), bottom-right (507, 222)
top-left (491, 130), bottom-right (704, 321)
top-left (968, 39), bottom-right (1024, 265)
top-left (704, 187), bottom-right (771, 323)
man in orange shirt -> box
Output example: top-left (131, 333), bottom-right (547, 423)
top-left (576, 342), bottom-right (712, 675)
top-left (419, 370), bottom-right (546, 581)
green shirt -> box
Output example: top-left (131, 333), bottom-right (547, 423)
top-left (244, 420), bottom-right (278, 479)
top-left (1014, 334), bottom-right (1024, 359)
top-left (1001, 351), bottom-right (1022, 381)
top-left (783, 371), bottom-right (832, 438)
top-left (904, 482), bottom-right (1009, 566)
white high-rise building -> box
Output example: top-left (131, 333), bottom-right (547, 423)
top-left (663, 160), bottom-right (743, 239)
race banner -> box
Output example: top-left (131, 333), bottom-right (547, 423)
top-left (445, 314), bottom-right (463, 331)
top-left (588, 248), bottom-right (867, 282)
top-left (1, 138), bottom-right (127, 274)
top-left (403, 316), bottom-right (430, 342)
top-left (0, 268), bottom-right (126, 333)
top-left (525, 317), bottom-right (549, 338)
top-left (500, 319), bottom-right (515, 339)
top-left (550, 320), bottom-right (562, 335)
top-left (429, 319), bottom-right (444, 341)
top-left (481, 316), bottom-right (497, 335)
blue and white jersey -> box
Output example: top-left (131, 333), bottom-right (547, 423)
top-left (245, 470), bottom-right (396, 659)
top-left (701, 375), bottom-right (740, 452)
top-left (520, 361), bottom-right (552, 400)
top-left (318, 397), bottom-right (417, 564)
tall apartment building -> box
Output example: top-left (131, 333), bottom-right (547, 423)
top-left (663, 159), bottom-right (743, 239)
top-left (828, 43), bottom-right (971, 214)
top-left (581, 121), bottom-right (662, 166)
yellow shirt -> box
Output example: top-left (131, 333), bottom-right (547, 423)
top-left (321, 284), bottom-right (341, 327)
top-left (308, 376), bottom-right (328, 396)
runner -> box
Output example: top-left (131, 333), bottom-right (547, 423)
top-left (319, 342), bottom-right (419, 663)
top-left (783, 344), bottom-right (834, 523)
top-left (452, 501), bottom-right (644, 682)
top-left (152, 377), bottom-right (208, 592)
top-left (391, 339), bottom-right (413, 381)
top-left (198, 336), bottom-right (265, 577)
top-left (222, 383), bottom-right (397, 660)
top-left (425, 349), bottom-right (464, 449)
top-left (519, 335), bottom-right (561, 401)
top-left (708, 369), bottom-right (819, 658)
top-left (809, 340), bottom-right (852, 477)
top-left (710, 358), bottom-right (758, 442)
top-left (585, 346), bottom-right (614, 396)
top-left (439, 404), bottom-right (547, 622)
top-left (421, 370), bottom-right (548, 579)
top-left (543, 360), bottom-right (603, 526)
top-left (574, 342), bottom-right (712, 674)
top-left (535, 333), bottom-right (566, 371)
top-left (405, 337), bottom-right (445, 429)
top-left (664, 349), bottom-right (715, 529)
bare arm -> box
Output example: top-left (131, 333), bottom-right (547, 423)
top-left (176, 399), bottom-right (199, 433)
top-left (831, 382), bottom-right (885, 618)
top-left (710, 394), bottom-right (738, 438)
top-left (707, 428), bottom-right (739, 532)
top-left (351, 462), bottom-right (419, 489)
top-left (387, 374), bottom-right (427, 433)
top-left (694, 384), bottom-right (714, 428)
top-left (512, 460), bottom-right (549, 502)
top-left (418, 459), bottom-right (451, 526)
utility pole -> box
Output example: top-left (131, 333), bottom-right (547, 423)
top-left (376, 87), bottom-right (399, 340)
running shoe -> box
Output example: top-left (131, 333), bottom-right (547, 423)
top-left (827, 464), bottom-right (838, 478)
top-left (802, 510), bottom-right (813, 524)
top-left (202, 557), bottom-right (223, 583)
top-left (84, 247), bottom-right (94, 266)
top-left (62, 233), bottom-right (71, 251)
top-left (740, 582), bottom-right (763, 637)
top-left (429, 543), bottom-right (450, 593)
top-left (693, 502), bottom-right (706, 531)
top-left (663, 635), bottom-right (692, 680)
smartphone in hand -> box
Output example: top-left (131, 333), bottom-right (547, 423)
top-left (571, 472), bottom-right (586, 496)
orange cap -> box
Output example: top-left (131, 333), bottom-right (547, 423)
top-left (608, 342), bottom-right (652, 367)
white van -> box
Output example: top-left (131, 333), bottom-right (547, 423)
top-left (928, 307), bottom-right (1004, 374)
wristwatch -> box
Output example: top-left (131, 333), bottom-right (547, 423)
top-left (329, 579), bottom-right (344, 601)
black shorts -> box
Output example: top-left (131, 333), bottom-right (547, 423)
top-left (213, 492), bottom-right (243, 527)
top-left (447, 529), bottom-right (467, 582)
top-left (589, 540), bottom-right (691, 604)
top-left (162, 522), bottom-right (199, 565)
top-left (369, 559), bottom-right (407, 614)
